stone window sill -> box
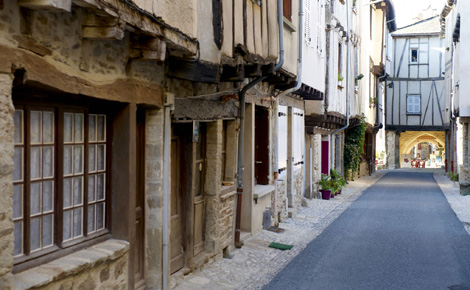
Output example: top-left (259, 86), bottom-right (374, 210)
top-left (283, 17), bottom-right (296, 32)
top-left (14, 239), bottom-right (129, 290)
top-left (253, 184), bottom-right (275, 203)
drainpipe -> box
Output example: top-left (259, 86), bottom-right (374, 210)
top-left (450, 42), bottom-right (455, 172)
top-left (330, 0), bottom-right (351, 174)
top-left (235, 0), bottom-right (284, 248)
top-left (162, 94), bottom-right (174, 290)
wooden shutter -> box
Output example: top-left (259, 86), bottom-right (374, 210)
top-left (305, 0), bottom-right (312, 46)
top-left (284, 0), bottom-right (292, 21)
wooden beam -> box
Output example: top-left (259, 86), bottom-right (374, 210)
top-left (18, 0), bottom-right (71, 12)
top-left (82, 14), bottom-right (125, 40)
top-left (244, 64), bottom-right (261, 77)
top-left (168, 58), bottom-right (220, 83)
top-left (13, 35), bottom-right (52, 57)
top-left (82, 26), bottom-right (125, 40)
top-left (130, 36), bottom-right (166, 61)
top-left (220, 64), bottom-right (244, 82)
top-left (385, 125), bottom-right (449, 132)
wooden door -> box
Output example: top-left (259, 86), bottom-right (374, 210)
top-left (255, 108), bottom-right (270, 185)
top-left (170, 137), bottom-right (184, 274)
top-left (135, 109), bottom-right (145, 289)
top-left (193, 124), bottom-right (206, 256)
top-left (321, 140), bottom-right (329, 175)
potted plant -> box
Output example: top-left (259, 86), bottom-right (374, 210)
top-left (354, 73), bottom-right (363, 93)
top-left (338, 73), bottom-right (344, 90)
top-left (330, 169), bottom-right (346, 195)
top-left (319, 174), bottom-right (333, 200)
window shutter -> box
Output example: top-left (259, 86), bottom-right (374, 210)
top-left (305, 0), bottom-right (312, 46)
top-left (317, 0), bottom-right (322, 53)
top-left (414, 96), bottom-right (420, 113)
top-left (407, 96), bottom-right (413, 113)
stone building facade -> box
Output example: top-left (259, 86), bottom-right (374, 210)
top-left (0, 0), bottom-right (305, 289)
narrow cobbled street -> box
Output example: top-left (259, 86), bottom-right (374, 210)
top-left (265, 171), bottom-right (470, 290)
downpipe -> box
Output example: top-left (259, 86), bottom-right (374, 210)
top-left (235, 0), bottom-right (285, 248)
top-left (330, 0), bottom-right (351, 174)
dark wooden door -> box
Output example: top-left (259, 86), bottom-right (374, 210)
top-left (135, 110), bottom-right (146, 290)
top-left (321, 140), bottom-right (329, 175)
top-left (170, 137), bottom-right (184, 274)
top-left (193, 123), bottom-right (206, 256)
top-left (255, 108), bottom-right (270, 184)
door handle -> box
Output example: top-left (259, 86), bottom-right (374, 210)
top-left (255, 161), bottom-right (262, 164)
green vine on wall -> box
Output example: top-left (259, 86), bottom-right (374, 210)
top-left (344, 114), bottom-right (366, 179)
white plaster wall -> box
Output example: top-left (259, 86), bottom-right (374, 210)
top-left (197, 0), bottom-right (221, 63)
top-left (456, 2), bottom-right (470, 117)
top-left (302, 0), bottom-right (325, 93)
top-left (134, 0), bottom-right (197, 38)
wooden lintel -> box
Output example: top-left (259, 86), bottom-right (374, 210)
top-left (82, 26), bottom-right (125, 40)
top-left (168, 58), bottom-right (220, 83)
top-left (18, 0), bottom-right (71, 12)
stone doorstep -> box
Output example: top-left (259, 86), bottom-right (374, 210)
top-left (13, 239), bottom-right (129, 290)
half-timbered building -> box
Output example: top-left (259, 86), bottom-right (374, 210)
top-left (384, 16), bottom-right (448, 169)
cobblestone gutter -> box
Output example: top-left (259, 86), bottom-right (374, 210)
top-left (172, 172), bottom-right (387, 290)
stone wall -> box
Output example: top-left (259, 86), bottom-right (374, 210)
top-left (13, 240), bottom-right (129, 290)
top-left (145, 109), bottom-right (165, 289)
top-left (274, 178), bottom-right (288, 221)
top-left (218, 192), bottom-right (236, 252)
top-left (0, 73), bottom-right (14, 289)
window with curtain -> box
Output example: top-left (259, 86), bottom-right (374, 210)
top-left (13, 101), bottom-right (110, 267)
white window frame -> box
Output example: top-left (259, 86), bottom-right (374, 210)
top-left (407, 94), bottom-right (421, 114)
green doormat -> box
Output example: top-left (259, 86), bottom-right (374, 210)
top-left (268, 242), bottom-right (294, 250)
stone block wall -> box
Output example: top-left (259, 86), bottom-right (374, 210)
top-left (13, 240), bottom-right (129, 290)
top-left (145, 109), bottom-right (165, 289)
top-left (218, 193), bottom-right (236, 252)
top-left (274, 178), bottom-right (288, 221)
top-left (0, 73), bottom-right (14, 289)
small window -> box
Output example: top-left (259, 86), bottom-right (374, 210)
top-left (407, 94), bottom-right (421, 114)
top-left (410, 48), bottom-right (418, 63)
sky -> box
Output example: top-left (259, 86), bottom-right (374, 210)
top-left (391, 0), bottom-right (446, 28)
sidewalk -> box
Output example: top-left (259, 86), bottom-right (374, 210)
top-left (172, 171), bottom-right (387, 290)
top-left (434, 171), bottom-right (470, 234)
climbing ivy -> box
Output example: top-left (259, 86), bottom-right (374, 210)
top-left (344, 114), bottom-right (366, 179)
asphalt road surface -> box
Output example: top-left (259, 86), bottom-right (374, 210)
top-left (264, 172), bottom-right (470, 290)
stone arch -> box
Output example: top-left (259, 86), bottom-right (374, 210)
top-left (399, 131), bottom-right (446, 157)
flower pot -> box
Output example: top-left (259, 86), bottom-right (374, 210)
top-left (337, 189), bottom-right (342, 195)
top-left (320, 190), bottom-right (331, 200)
